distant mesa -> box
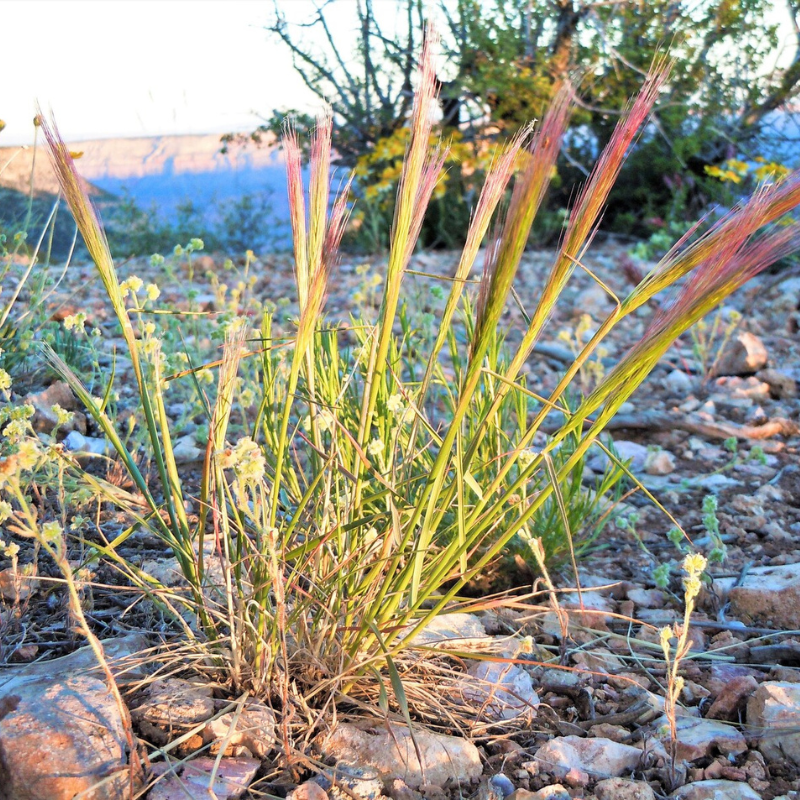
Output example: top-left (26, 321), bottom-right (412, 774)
top-left (0, 132), bottom-right (286, 215)
top-left (0, 141), bottom-right (108, 198)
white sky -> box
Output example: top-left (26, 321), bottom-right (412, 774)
top-left (1, 0), bottom-right (351, 145)
top-left (3, 1), bottom-right (797, 147)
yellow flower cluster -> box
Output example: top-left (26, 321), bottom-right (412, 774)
top-left (120, 275), bottom-right (144, 298)
top-left (682, 551), bottom-right (707, 602)
top-left (63, 312), bottom-right (87, 332)
top-left (120, 275), bottom-right (160, 302)
top-left (705, 157), bottom-right (789, 184)
top-left (353, 127), bottom-right (496, 211)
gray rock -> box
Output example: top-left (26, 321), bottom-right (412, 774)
top-left (533, 736), bottom-right (641, 782)
top-left (488, 774), bottom-right (515, 799)
top-left (26, 381), bottom-right (84, 435)
top-left (0, 633), bottom-right (149, 692)
top-left (63, 430), bottom-right (112, 456)
top-left (713, 331), bottom-right (768, 376)
top-left (535, 667), bottom-right (582, 694)
top-left (458, 660), bottom-right (540, 720)
top-left (757, 368), bottom-right (797, 399)
top-left (670, 780), bottom-right (762, 800)
top-left (664, 369), bottom-right (695, 396)
top-left (747, 681), bottom-right (800, 765)
top-left (320, 722), bottom-right (482, 789)
top-left (314, 763), bottom-right (383, 800)
top-left (589, 441), bottom-right (648, 473)
top-left (776, 275), bottom-right (800, 308)
top-left (692, 473), bottom-right (741, 492)
top-left (574, 285), bottom-right (613, 319)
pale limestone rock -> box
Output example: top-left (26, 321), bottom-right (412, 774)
top-left (458, 660), bottom-right (540, 720)
top-left (670, 780), bottom-right (762, 800)
top-left (402, 612), bottom-right (489, 648)
top-left (320, 722), bottom-right (482, 789)
top-left (509, 787), bottom-right (571, 800)
top-left (201, 697), bottom-right (276, 757)
top-left (644, 449), bottom-right (676, 476)
top-left (747, 681), bottom-right (800, 765)
top-left (595, 777), bottom-right (656, 800)
top-left (63, 430), bottom-right (112, 455)
top-left (626, 588), bottom-right (664, 608)
top-left (533, 736), bottom-right (641, 782)
top-left (148, 756), bottom-right (259, 800)
top-left (172, 434), bottom-right (205, 465)
top-left (712, 331), bottom-right (768, 376)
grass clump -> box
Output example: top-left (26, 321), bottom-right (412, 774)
top-left (12, 30), bottom-right (800, 731)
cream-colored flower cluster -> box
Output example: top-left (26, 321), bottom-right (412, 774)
top-left (221, 437), bottom-right (266, 486)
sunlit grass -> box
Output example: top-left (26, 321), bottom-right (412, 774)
top-left (23, 29), bottom-right (800, 723)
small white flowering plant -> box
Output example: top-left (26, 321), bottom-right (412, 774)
top-left (660, 552), bottom-right (708, 779)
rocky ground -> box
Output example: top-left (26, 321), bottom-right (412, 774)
top-left (1, 240), bottom-right (799, 800)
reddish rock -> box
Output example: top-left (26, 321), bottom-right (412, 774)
top-left (667, 717), bottom-right (747, 763)
top-left (533, 736), bottom-right (641, 782)
top-left (706, 675), bottom-right (758, 720)
top-left (0, 635), bottom-right (148, 800)
top-left (0, 674), bottom-right (134, 800)
top-left (289, 782), bottom-right (330, 800)
top-left (715, 562), bottom-right (800, 629)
